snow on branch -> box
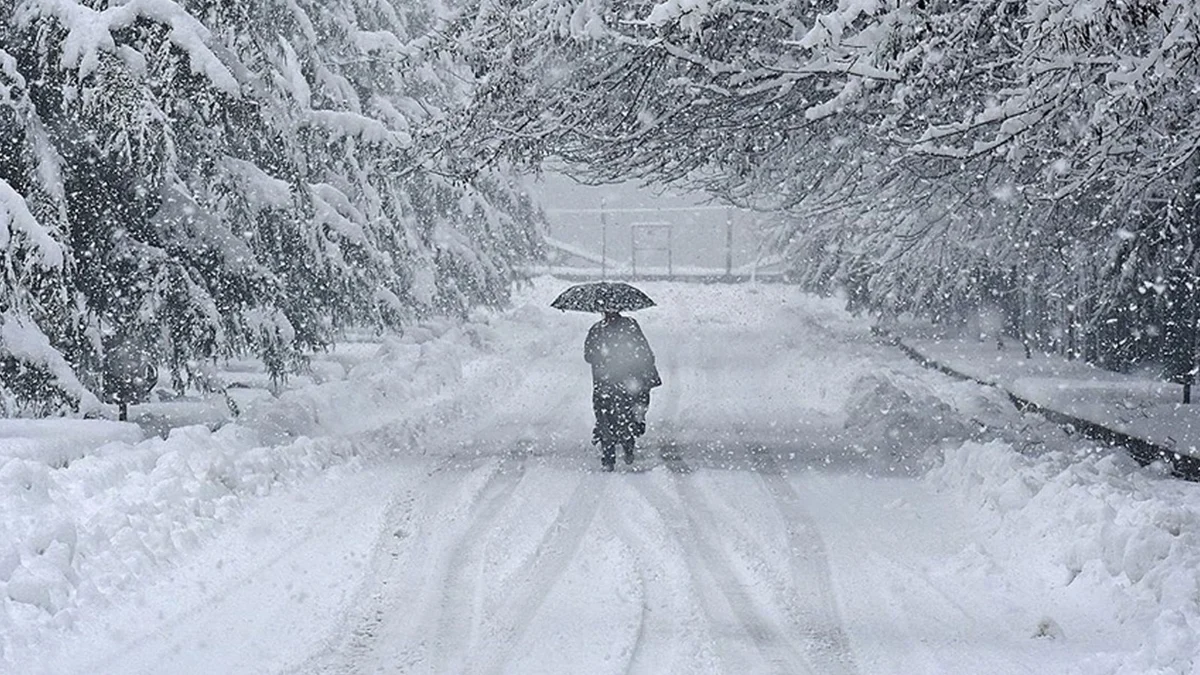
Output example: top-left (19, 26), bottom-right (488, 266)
top-left (795, 0), bottom-right (882, 50)
top-left (0, 49), bottom-right (29, 108)
top-left (569, 0), bottom-right (609, 38)
top-left (150, 184), bottom-right (260, 275)
top-left (221, 157), bottom-right (293, 212)
top-left (0, 312), bottom-right (101, 413)
top-left (306, 109), bottom-right (414, 148)
top-left (646, 0), bottom-right (714, 32)
top-left (1, 51), bottom-right (69, 210)
top-left (432, 214), bottom-right (500, 282)
top-left (352, 30), bottom-right (419, 58)
top-left (804, 76), bottom-right (862, 121)
top-left (310, 183), bottom-right (370, 247)
top-left (0, 178), bottom-right (64, 269)
top-left (275, 37), bottom-right (312, 109)
top-left (243, 306), bottom-right (296, 347)
top-left (22, 0), bottom-right (241, 95)
top-left (369, 95), bottom-right (413, 134)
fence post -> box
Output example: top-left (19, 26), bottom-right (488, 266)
top-left (725, 208), bottom-right (733, 278)
top-left (630, 222), bottom-right (636, 279)
top-left (668, 224), bottom-right (674, 279)
top-left (600, 197), bottom-right (608, 280)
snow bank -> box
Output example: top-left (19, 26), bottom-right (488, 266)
top-left (930, 441), bottom-right (1200, 674)
top-left (0, 313), bottom-right (501, 666)
top-left (0, 419), bottom-right (143, 465)
top-left (843, 328), bottom-right (1200, 671)
top-left (842, 369), bottom-right (976, 472)
top-left (239, 320), bottom-right (490, 440)
top-left (900, 334), bottom-right (1200, 458)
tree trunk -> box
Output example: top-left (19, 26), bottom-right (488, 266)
top-left (1164, 155), bottom-right (1200, 402)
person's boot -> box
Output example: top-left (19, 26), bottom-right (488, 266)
top-left (623, 440), bottom-right (635, 465)
top-left (601, 443), bottom-right (616, 472)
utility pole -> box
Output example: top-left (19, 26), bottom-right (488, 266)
top-left (1190, 153), bottom-right (1200, 404)
top-left (749, 214), bottom-right (762, 284)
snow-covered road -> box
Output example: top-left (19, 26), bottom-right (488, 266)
top-left (13, 280), bottom-right (1198, 674)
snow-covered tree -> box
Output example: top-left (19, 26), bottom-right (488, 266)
top-left (0, 0), bottom-right (542, 415)
top-left (0, 44), bottom-right (99, 415)
top-left (459, 0), bottom-right (1200, 387)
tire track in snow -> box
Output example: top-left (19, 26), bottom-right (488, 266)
top-left (476, 474), bottom-right (606, 674)
top-left (287, 477), bottom-right (426, 675)
top-left (381, 454), bottom-right (519, 672)
top-left (607, 531), bottom-right (653, 675)
top-left (647, 325), bottom-right (691, 475)
top-left (673, 474), bottom-right (830, 675)
top-left (649, 336), bottom-right (694, 475)
top-left (424, 450), bottom-right (530, 674)
top-left (627, 479), bottom-right (740, 669)
top-left (82, 467), bottom-right (421, 675)
top-left (747, 445), bottom-right (860, 675)
top-left (659, 440), bottom-right (693, 474)
top-left (607, 480), bottom-right (718, 674)
top-left (292, 451), bottom-right (527, 675)
top-left (630, 476), bottom-right (819, 674)
top-left (640, 292), bottom-right (855, 673)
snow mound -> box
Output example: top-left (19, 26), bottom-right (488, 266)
top-left (841, 369), bottom-right (975, 472)
top-left (931, 441), bottom-right (1200, 674)
top-left (0, 419), bottom-right (144, 465)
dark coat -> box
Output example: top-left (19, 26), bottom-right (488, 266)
top-left (584, 314), bottom-right (660, 393)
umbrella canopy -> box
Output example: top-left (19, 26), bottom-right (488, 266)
top-left (551, 281), bottom-right (655, 313)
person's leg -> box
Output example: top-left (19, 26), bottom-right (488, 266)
top-left (611, 387), bottom-right (636, 442)
top-left (594, 382), bottom-right (619, 469)
top-left (633, 389), bottom-right (650, 436)
top-left (601, 443), bottom-right (616, 471)
top-left (593, 382), bottom-right (610, 440)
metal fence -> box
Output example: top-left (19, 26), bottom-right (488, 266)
top-left (539, 203), bottom-right (787, 281)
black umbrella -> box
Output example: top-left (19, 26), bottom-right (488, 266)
top-left (551, 281), bottom-right (655, 313)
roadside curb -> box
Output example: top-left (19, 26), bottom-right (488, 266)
top-left (879, 330), bottom-right (1200, 481)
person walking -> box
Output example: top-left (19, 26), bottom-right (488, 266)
top-left (550, 281), bottom-right (661, 472)
top-left (585, 310), bottom-right (660, 471)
